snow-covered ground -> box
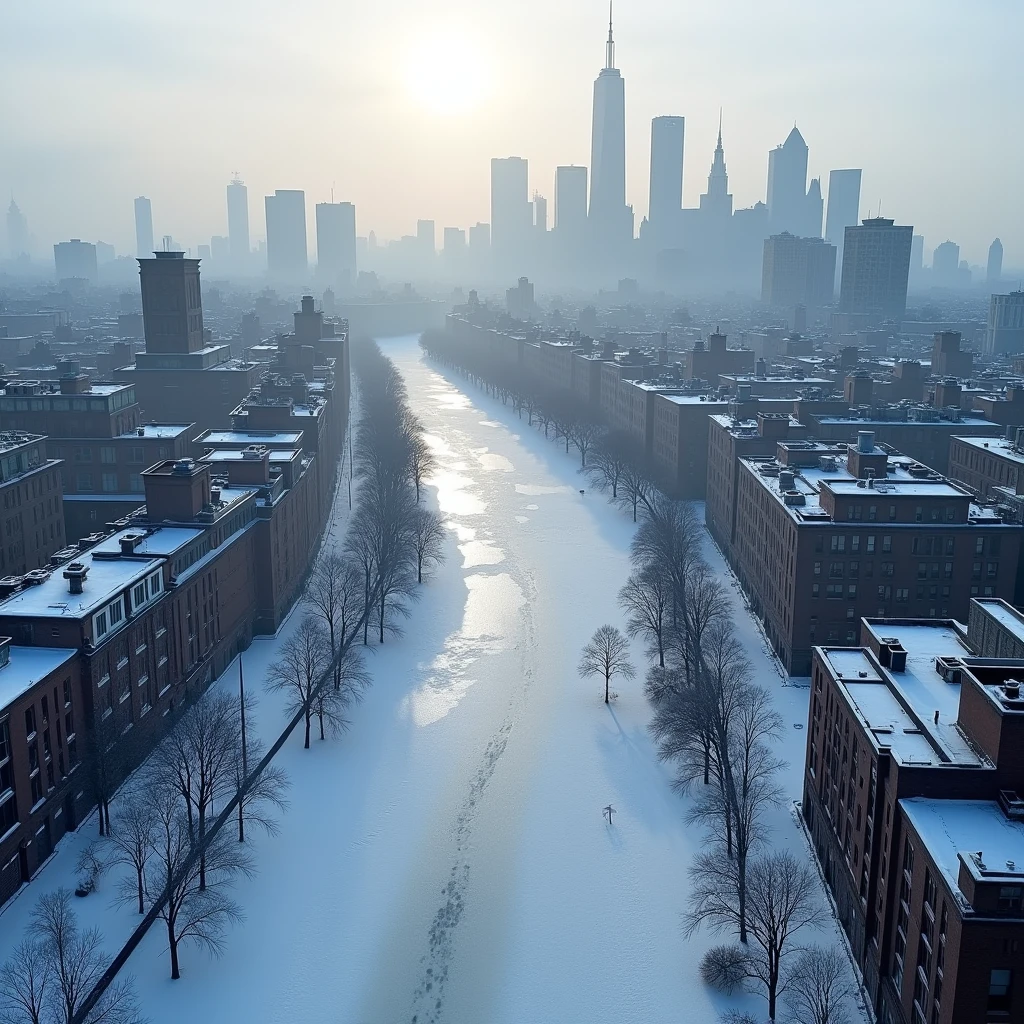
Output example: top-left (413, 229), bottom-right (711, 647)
top-left (0, 335), bottom-right (865, 1023)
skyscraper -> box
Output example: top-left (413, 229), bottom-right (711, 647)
top-left (932, 240), bottom-right (960, 287)
top-left (417, 219), bottom-right (436, 254)
top-left (911, 234), bottom-right (925, 275)
top-left (589, 8), bottom-right (630, 252)
top-left (987, 238), bottom-right (1004, 289)
top-left (533, 194), bottom-right (547, 234)
top-left (490, 157), bottom-right (530, 275)
top-left (226, 177), bottom-right (250, 270)
top-left (134, 196), bottom-right (154, 258)
top-left (839, 217), bottom-right (913, 318)
top-left (698, 117), bottom-right (733, 220)
top-left (804, 177), bottom-right (823, 238)
top-left (648, 115), bottom-right (684, 246)
top-left (766, 127), bottom-right (809, 234)
top-left (761, 233), bottom-right (836, 307)
top-left (555, 166), bottom-right (588, 237)
top-left (985, 291), bottom-right (1024, 355)
top-left (468, 222), bottom-right (490, 254)
top-left (6, 199), bottom-right (28, 259)
top-left (824, 169), bottom-right (862, 279)
top-left (315, 202), bottom-right (357, 283)
top-left (53, 240), bottom-right (98, 282)
top-left (265, 190), bottom-right (307, 277)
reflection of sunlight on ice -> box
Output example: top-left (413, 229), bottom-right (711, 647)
top-left (405, 573), bottom-right (524, 727)
top-left (524, 504), bottom-right (538, 510)
top-left (432, 470), bottom-right (485, 516)
top-left (515, 484), bottom-right (572, 496)
top-left (515, 516), bottom-right (529, 524)
top-left (478, 420), bottom-right (500, 428)
top-left (459, 539), bottom-right (505, 568)
top-left (475, 450), bottom-right (514, 473)
top-left (431, 389), bottom-right (471, 410)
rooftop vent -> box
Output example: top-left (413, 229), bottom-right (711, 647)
top-left (137, 426), bottom-right (145, 436)
top-left (23, 569), bottom-right (49, 586)
top-left (62, 562), bottom-right (89, 595)
top-left (119, 532), bottom-right (143, 556)
top-left (783, 490), bottom-right (806, 507)
top-left (0, 576), bottom-right (22, 597)
top-left (172, 458), bottom-right (196, 475)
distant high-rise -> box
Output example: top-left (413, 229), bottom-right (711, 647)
top-left (699, 116), bottom-right (733, 220)
top-left (490, 157), bottom-right (530, 274)
top-left (985, 291), bottom-right (1024, 355)
top-left (138, 251), bottom-right (205, 355)
top-left (766, 127), bottom-right (809, 234)
top-left (417, 219), bottom-right (436, 255)
top-left (648, 115), bottom-right (684, 245)
top-left (6, 199), bottom-right (28, 259)
top-left (555, 166), bottom-right (588, 239)
top-left (443, 227), bottom-right (466, 253)
top-left (911, 234), bottom-right (925, 274)
top-left (839, 217), bottom-right (913, 318)
top-left (824, 169), bottom-right (861, 282)
top-left (761, 233), bottom-right (836, 308)
top-left (53, 239), bottom-right (98, 282)
top-left (134, 196), bottom-right (154, 258)
top-left (533, 194), bottom-right (547, 234)
top-left (804, 177), bottom-right (823, 238)
top-left (226, 177), bottom-right (250, 270)
top-left (932, 240), bottom-right (960, 287)
top-left (315, 202), bottom-right (357, 283)
top-left (468, 222), bottom-right (490, 254)
top-left (589, 8), bottom-right (630, 251)
top-left (265, 189), bottom-right (307, 277)
top-left (987, 238), bottom-right (1004, 289)
top-left (211, 235), bottom-right (230, 263)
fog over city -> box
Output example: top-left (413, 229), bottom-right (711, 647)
top-left (4, 5), bottom-right (1024, 1024)
top-left (1, 0), bottom-right (1021, 264)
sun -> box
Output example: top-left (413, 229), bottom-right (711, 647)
top-left (405, 32), bottom-right (492, 116)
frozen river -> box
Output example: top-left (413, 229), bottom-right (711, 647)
top-left (0, 335), bottom-right (821, 1023)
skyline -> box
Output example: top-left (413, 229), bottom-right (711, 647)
top-left (1, 1), bottom-right (1022, 265)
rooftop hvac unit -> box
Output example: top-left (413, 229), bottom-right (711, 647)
top-left (783, 491), bottom-right (806, 507)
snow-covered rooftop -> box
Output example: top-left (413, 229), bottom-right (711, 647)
top-left (200, 430), bottom-right (304, 447)
top-left (115, 423), bottom-right (193, 439)
top-left (901, 798), bottom-right (1024, 898)
top-left (0, 646), bottom-right (78, 711)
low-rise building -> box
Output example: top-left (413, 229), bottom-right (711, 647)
top-left (803, 604), bottom-right (1024, 1024)
top-left (0, 432), bottom-right (65, 577)
top-left (731, 431), bottom-right (1023, 673)
top-left (948, 434), bottom-right (1024, 499)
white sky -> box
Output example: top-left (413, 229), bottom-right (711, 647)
top-left (2, 0), bottom-right (1021, 265)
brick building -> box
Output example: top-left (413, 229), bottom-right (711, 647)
top-left (948, 435), bottom-right (1024, 500)
top-left (684, 330), bottom-right (754, 382)
top-left (731, 431), bottom-right (1023, 673)
top-left (803, 603), bottom-right (1024, 1024)
top-left (0, 433), bottom-right (65, 578)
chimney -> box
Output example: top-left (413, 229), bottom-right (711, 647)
top-left (858, 430), bottom-right (875, 453)
top-left (301, 295), bottom-right (315, 314)
top-left (119, 532), bottom-right (143, 556)
top-left (62, 562), bottom-right (89, 595)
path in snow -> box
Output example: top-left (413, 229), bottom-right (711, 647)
top-left (0, 336), bottom-right (864, 1024)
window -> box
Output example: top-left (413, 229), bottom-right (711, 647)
top-left (814, 561), bottom-right (822, 577)
top-left (896, 588), bottom-right (909, 602)
top-left (72, 446), bottom-right (92, 463)
top-left (25, 705), bottom-right (36, 736)
top-left (94, 611), bottom-right (108, 639)
top-left (868, 505), bottom-right (877, 521)
top-left (867, 536), bottom-right (876, 553)
top-left (831, 535), bottom-right (846, 553)
top-left (998, 886), bottom-right (1023, 913)
top-left (882, 536), bottom-right (892, 553)
top-left (129, 446), bottom-right (144, 464)
top-left (102, 473), bottom-right (118, 492)
top-left (812, 583), bottom-right (820, 598)
top-left (988, 562), bottom-right (998, 578)
top-left (829, 562), bottom-right (844, 578)
top-left (100, 446), bottom-right (116, 464)
top-left (129, 473), bottom-right (144, 493)
top-left (76, 472), bottom-right (93, 491)
top-left (988, 969), bottom-right (1013, 1012)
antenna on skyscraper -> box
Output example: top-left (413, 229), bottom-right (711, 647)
top-left (605, 1), bottom-right (615, 69)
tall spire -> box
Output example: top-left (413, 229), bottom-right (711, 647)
top-left (605, 1), bottom-right (615, 69)
top-left (717, 108), bottom-right (723, 151)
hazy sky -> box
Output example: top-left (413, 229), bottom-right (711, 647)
top-left (2, 0), bottom-right (1021, 266)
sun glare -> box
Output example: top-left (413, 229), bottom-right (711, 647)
top-left (405, 32), bottom-right (492, 116)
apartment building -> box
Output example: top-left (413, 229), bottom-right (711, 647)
top-left (0, 433), bottom-right (65, 577)
top-left (804, 603), bottom-right (1024, 1023)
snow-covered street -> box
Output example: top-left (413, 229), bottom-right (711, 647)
top-left (0, 335), bottom-right (852, 1023)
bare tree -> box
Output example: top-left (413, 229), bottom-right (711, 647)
top-left (403, 411), bottom-right (435, 502)
top-left (232, 681), bottom-right (288, 843)
top-left (265, 616), bottom-right (331, 749)
top-left (578, 625), bottom-right (636, 704)
top-left (412, 506), bottom-right (446, 584)
top-left (618, 565), bottom-right (671, 667)
top-left (686, 850), bottom-right (821, 1020)
top-left (784, 946), bottom-right (854, 1024)
top-left (585, 432), bottom-right (633, 499)
top-left (615, 461), bottom-right (654, 523)
top-left (569, 419), bottom-right (602, 468)
top-left (0, 939), bottom-right (48, 1024)
top-left (80, 711), bottom-right (122, 837)
top-left (30, 888), bottom-right (141, 1024)
top-left (306, 553), bottom-right (352, 681)
top-left (310, 645), bottom-right (372, 742)
top-left (108, 792), bottom-right (157, 914)
top-left (145, 784), bottom-right (253, 981)
top-left (149, 689), bottom-right (240, 890)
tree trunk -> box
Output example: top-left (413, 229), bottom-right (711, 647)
top-left (136, 868), bottom-right (144, 914)
top-left (418, 553), bottom-right (423, 584)
top-left (318, 706), bottom-right (325, 741)
top-left (168, 922), bottom-right (180, 980)
top-left (198, 804), bottom-right (207, 891)
top-left (379, 595), bottom-right (385, 643)
top-left (737, 846), bottom-right (747, 944)
top-left (238, 797), bottom-right (245, 843)
top-left (304, 709), bottom-right (311, 749)
top-left (605, 671), bottom-right (610, 704)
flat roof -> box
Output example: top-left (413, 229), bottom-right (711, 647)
top-left (90, 527), bottom-right (204, 558)
top-left (115, 424), bottom-right (193, 439)
top-left (721, 375), bottom-right (833, 385)
top-left (974, 598), bottom-right (1024, 638)
top-left (200, 430), bottom-right (303, 446)
top-left (814, 414), bottom-right (996, 428)
top-left (201, 448), bottom-right (301, 463)
top-left (821, 629), bottom-right (983, 767)
top-left (825, 479), bottom-right (968, 498)
top-left (951, 435), bottom-right (1024, 465)
top-left (901, 798), bottom-right (1024, 895)
top-left (0, 646), bottom-right (78, 711)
